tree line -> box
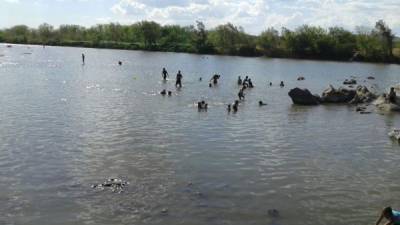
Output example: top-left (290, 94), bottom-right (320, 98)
top-left (0, 20), bottom-right (398, 63)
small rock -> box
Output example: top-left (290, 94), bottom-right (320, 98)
top-left (161, 208), bottom-right (169, 214)
top-left (388, 129), bottom-right (400, 142)
top-left (343, 79), bottom-right (357, 85)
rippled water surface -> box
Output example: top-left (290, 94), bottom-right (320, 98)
top-left (1, 44), bottom-right (400, 225)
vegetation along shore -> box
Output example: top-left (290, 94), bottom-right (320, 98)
top-left (1, 20), bottom-right (399, 64)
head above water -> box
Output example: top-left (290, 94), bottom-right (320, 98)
top-left (383, 206), bottom-right (393, 219)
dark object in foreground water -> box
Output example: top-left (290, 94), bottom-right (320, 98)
top-left (268, 209), bottom-right (280, 218)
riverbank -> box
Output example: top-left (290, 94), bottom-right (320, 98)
top-left (2, 41), bottom-right (400, 65)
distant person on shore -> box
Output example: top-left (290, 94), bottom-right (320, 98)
top-left (238, 76), bottom-right (243, 85)
top-left (162, 68), bottom-right (169, 81)
top-left (280, 81), bottom-right (285, 87)
top-left (82, 53), bottom-right (85, 65)
top-left (210, 74), bottom-right (220, 85)
top-left (176, 70), bottom-right (183, 88)
top-left (389, 87), bottom-right (397, 103)
top-left (375, 206), bottom-right (400, 225)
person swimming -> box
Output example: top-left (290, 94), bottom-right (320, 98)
top-left (375, 206), bottom-right (400, 225)
top-left (238, 76), bottom-right (243, 85)
top-left (162, 68), bottom-right (169, 81)
top-left (198, 101), bottom-right (208, 110)
top-left (259, 101), bottom-right (267, 106)
top-left (176, 70), bottom-right (183, 88)
top-left (118, 61), bottom-right (122, 66)
top-left (210, 74), bottom-right (220, 85)
top-left (280, 81), bottom-right (285, 87)
top-left (168, 91), bottom-right (172, 96)
top-left (269, 82), bottom-right (272, 86)
top-left (160, 89), bottom-right (167, 95)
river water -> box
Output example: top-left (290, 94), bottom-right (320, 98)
top-left (1, 44), bottom-right (400, 225)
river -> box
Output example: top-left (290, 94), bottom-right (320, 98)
top-left (1, 44), bottom-right (400, 225)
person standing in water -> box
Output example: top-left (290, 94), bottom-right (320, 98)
top-left (162, 68), bottom-right (169, 81)
top-left (238, 76), bottom-right (243, 85)
top-left (210, 74), bottom-right (220, 85)
top-left (176, 70), bottom-right (183, 88)
top-left (375, 206), bottom-right (400, 225)
top-left (389, 87), bottom-right (397, 103)
top-left (82, 53), bottom-right (85, 65)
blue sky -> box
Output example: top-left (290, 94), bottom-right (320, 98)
top-left (1, 0), bottom-right (399, 35)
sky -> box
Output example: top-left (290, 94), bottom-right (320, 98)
top-left (1, 0), bottom-right (399, 35)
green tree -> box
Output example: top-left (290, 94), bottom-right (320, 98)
top-left (257, 27), bottom-right (280, 56)
top-left (375, 20), bottom-right (394, 59)
top-left (38, 23), bottom-right (54, 44)
top-left (138, 21), bottom-right (161, 49)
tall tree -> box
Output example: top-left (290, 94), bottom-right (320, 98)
top-left (375, 20), bottom-right (394, 58)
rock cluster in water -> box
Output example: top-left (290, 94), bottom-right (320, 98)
top-left (288, 85), bottom-right (377, 105)
top-left (388, 129), bottom-right (400, 142)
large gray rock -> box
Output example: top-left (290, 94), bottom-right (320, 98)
top-left (288, 88), bottom-right (320, 105)
top-left (373, 94), bottom-right (400, 112)
top-left (321, 85), bottom-right (356, 103)
top-left (349, 85), bottom-right (377, 104)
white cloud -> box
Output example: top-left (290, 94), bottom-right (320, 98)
top-left (2, 0), bottom-right (20, 3)
top-left (110, 0), bottom-right (400, 35)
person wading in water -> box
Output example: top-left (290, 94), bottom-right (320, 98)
top-left (176, 70), bottom-right (183, 88)
top-left (162, 68), bottom-right (169, 81)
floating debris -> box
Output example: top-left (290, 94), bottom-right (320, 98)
top-left (91, 178), bottom-right (129, 193)
top-left (161, 208), bottom-right (169, 214)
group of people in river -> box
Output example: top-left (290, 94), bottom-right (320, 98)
top-left (159, 67), bottom-right (288, 113)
